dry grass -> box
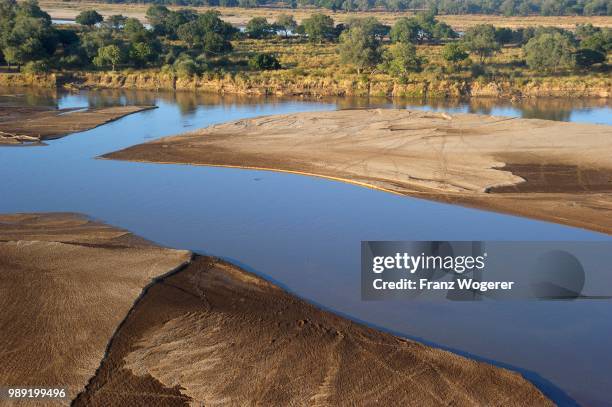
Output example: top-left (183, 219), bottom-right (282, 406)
top-left (225, 38), bottom-right (610, 89)
top-left (39, 0), bottom-right (612, 29)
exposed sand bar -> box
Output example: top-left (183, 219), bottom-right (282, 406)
top-left (104, 109), bottom-right (612, 234)
top-left (0, 105), bottom-right (155, 145)
top-left (0, 213), bottom-right (191, 403)
top-left (0, 212), bottom-right (552, 405)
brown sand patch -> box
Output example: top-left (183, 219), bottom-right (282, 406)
top-left (103, 109), bottom-right (612, 234)
top-left (0, 213), bottom-right (191, 403)
top-left (0, 105), bottom-right (155, 145)
top-left (74, 255), bottom-right (552, 406)
top-left (489, 163), bottom-right (612, 193)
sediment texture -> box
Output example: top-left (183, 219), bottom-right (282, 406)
top-left (105, 109), bottom-right (612, 234)
top-left (0, 213), bottom-right (191, 402)
top-left (0, 105), bottom-right (154, 144)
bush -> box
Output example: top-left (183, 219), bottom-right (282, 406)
top-left (300, 13), bottom-right (336, 43)
top-left (22, 60), bottom-right (50, 74)
top-left (248, 53), bottom-right (281, 70)
top-left (441, 42), bottom-right (468, 70)
top-left (470, 63), bottom-right (486, 78)
top-left (75, 10), bottom-right (103, 27)
top-left (245, 17), bottom-right (275, 39)
top-left (462, 24), bottom-right (501, 63)
top-left (173, 55), bottom-right (200, 78)
top-left (380, 42), bottom-right (422, 80)
top-left (523, 32), bottom-right (575, 73)
top-left (574, 48), bottom-right (606, 68)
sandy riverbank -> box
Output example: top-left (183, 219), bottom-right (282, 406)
top-left (0, 105), bottom-right (154, 145)
top-left (0, 213), bottom-right (191, 402)
top-left (0, 212), bottom-right (551, 405)
top-left (104, 109), bottom-right (612, 234)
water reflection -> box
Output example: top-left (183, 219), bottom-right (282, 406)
top-left (2, 87), bottom-right (610, 125)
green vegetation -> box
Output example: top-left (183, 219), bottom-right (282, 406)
top-left (462, 24), bottom-right (501, 63)
top-left (248, 52), bottom-right (281, 70)
top-left (0, 0), bottom-right (609, 95)
top-left (300, 13), bottom-right (336, 43)
top-left (75, 10), bottom-right (103, 27)
top-left (524, 32), bottom-right (575, 72)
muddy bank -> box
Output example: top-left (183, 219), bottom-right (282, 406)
top-left (0, 213), bottom-right (191, 402)
top-left (2, 71), bottom-right (611, 98)
top-left (0, 212), bottom-right (552, 405)
top-left (105, 109), bottom-right (612, 234)
top-left (0, 105), bottom-right (155, 145)
top-left (71, 72), bottom-right (612, 98)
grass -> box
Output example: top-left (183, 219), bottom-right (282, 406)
top-left (223, 38), bottom-right (610, 84)
top-left (40, 0), bottom-right (612, 30)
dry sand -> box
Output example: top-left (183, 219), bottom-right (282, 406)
top-left (0, 105), bottom-right (154, 145)
top-left (0, 212), bottom-right (552, 405)
top-left (104, 109), bottom-right (612, 234)
top-left (74, 257), bottom-right (551, 406)
top-left (0, 213), bottom-right (191, 402)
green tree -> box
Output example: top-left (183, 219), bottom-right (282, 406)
top-left (575, 23), bottom-right (600, 40)
top-left (301, 13), bottom-right (335, 43)
top-left (176, 10), bottom-right (235, 54)
top-left (80, 28), bottom-right (114, 60)
top-left (580, 29), bottom-right (612, 53)
top-left (248, 53), bottom-right (281, 70)
top-left (390, 17), bottom-right (422, 44)
top-left (523, 32), bottom-right (574, 73)
top-left (123, 17), bottom-right (148, 43)
top-left (275, 13), bottom-right (297, 38)
top-left (75, 10), bottom-right (103, 27)
top-left (574, 48), bottom-right (605, 68)
top-left (3, 14), bottom-right (56, 67)
top-left (338, 21), bottom-right (381, 74)
top-left (442, 42), bottom-right (468, 70)
top-left (431, 21), bottom-right (457, 40)
top-left (93, 44), bottom-right (122, 71)
top-left (129, 42), bottom-right (154, 67)
top-left (145, 5), bottom-right (170, 35)
top-left (381, 42), bottom-right (422, 80)
top-left (173, 54), bottom-right (200, 78)
top-left (245, 17), bottom-right (275, 39)
top-left (462, 24), bottom-right (501, 63)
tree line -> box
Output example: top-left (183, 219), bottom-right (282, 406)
top-left (96, 0), bottom-right (611, 16)
top-left (0, 0), bottom-right (609, 79)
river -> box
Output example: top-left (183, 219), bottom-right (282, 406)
top-left (1, 88), bottom-right (611, 406)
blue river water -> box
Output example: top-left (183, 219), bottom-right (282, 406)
top-left (1, 89), bottom-right (610, 406)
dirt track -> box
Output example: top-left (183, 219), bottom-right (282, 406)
top-left (103, 109), bottom-right (612, 235)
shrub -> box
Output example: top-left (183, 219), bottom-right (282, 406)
top-left (248, 53), bottom-right (281, 70)
top-left (442, 42), bottom-right (468, 70)
top-left (245, 17), bottom-right (275, 39)
top-left (574, 48), bottom-right (606, 68)
top-left (462, 24), bottom-right (501, 63)
top-left (75, 10), bottom-right (103, 27)
top-left (173, 54), bottom-right (200, 78)
top-left (523, 32), bottom-right (575, 73)
top-left (380, 42), bottom-right (422, 80)
top-left (22, 60), bottom-right (50, 74)
top-left (300, 13), bottom-right (336, 43)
